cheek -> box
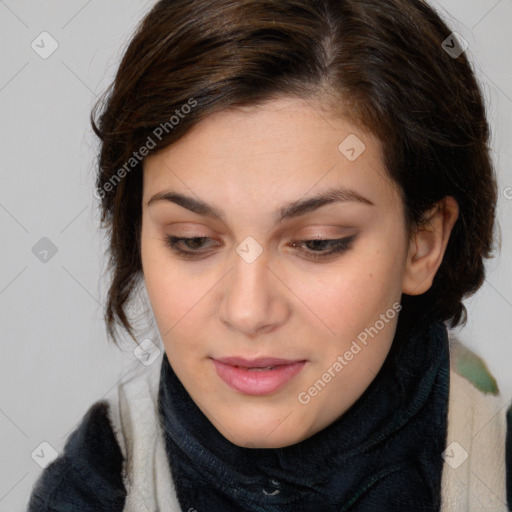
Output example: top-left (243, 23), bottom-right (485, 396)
top-left (289, 242), bottom-right (404, 335)
top-left (141, 228), bottom-right (194, 333)
top-left (145, 267), bottom-right (204, 348)
top-left (141, 231), bottom-right (218, 367)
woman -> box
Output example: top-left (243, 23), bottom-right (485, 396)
top-left (28, 0), bottom-right (511, 510)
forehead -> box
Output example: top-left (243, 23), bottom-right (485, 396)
top-left (142, 96), bottom-right (397, 214)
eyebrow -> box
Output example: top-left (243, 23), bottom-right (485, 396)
top-left (146, 186), bottom-right (374, 224)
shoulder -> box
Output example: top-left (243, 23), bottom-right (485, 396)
top-left (441, 333), bottom-right (512, 511)
top-left (27, 400), bottom-right (126, 512)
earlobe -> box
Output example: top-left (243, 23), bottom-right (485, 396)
top-left (402, 196), bottom-right (459, 296)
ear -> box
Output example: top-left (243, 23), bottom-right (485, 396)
top-left (402, 196), bottom-right (459, 295)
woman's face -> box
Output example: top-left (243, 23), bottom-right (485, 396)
top-left (141, 95), bottom-right (412, 448)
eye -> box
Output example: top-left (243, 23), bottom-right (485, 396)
top-left (288, 235), bottom-right (356, 261)
top-left (164, 236), bottom-right (217, 259)
top-left (163, 234), bottom-right (356, 261)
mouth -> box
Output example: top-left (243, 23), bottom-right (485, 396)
top-left (211, 357), bottom-right (307, 396)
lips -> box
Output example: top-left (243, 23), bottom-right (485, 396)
top-left (212, 357), bottom-right (307, 395)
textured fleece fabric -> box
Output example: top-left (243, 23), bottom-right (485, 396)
top-left (27, 401), bottom-right (126, 511)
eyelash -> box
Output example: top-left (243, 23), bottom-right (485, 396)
top-left (163, 235), bottom-right (356, 261)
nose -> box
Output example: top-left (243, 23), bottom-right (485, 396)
top-left (219, 245), bottom-right (290, 337)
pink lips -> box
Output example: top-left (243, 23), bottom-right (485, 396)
top-left (211, 357), bottom-right (307, 396)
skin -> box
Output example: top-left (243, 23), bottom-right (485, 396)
top-left (140, 95), bottom-right (459, 449)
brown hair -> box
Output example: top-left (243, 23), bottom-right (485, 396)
top-left (91, 0), bottom-right (498, 346)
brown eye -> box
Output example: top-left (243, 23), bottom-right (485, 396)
top-left (289, 235), bottom-right (356, 261)
top-left (164, 236), bottom-right (217, 258)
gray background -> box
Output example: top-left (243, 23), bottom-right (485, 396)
top-left (0, 1), bottom-right (510, 510)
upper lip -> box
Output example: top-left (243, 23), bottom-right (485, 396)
top-left (213, 357), bottom-right (306, 368)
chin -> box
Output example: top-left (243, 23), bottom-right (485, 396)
top-left (218, 420), bottom-right (313, 449)
top-left (228, 434), bottom-right (303, 449)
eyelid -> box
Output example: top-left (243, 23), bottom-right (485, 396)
top-left (163, 233), bottom-right (357, 262)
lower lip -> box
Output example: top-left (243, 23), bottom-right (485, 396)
top-left (211, 359), bottom-right (307, 396)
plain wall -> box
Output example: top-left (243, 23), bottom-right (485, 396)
top-left (0, 1), bottom-right (510, 510)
